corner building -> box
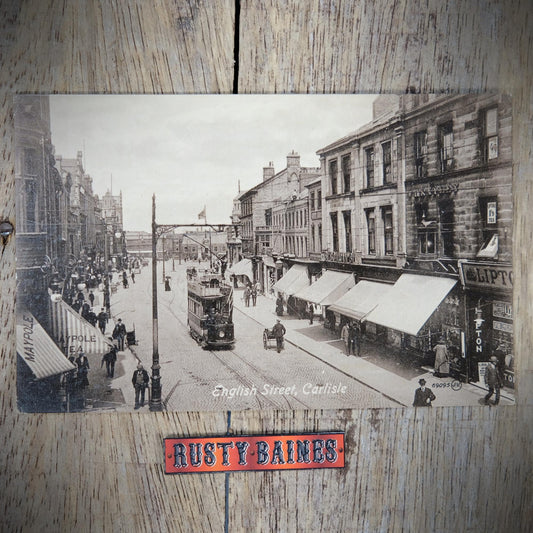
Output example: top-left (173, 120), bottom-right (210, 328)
top-left (317, 94), bottom-right (513, 384)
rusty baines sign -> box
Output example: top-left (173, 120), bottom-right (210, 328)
top-left (165, 433), bottom-right (345, 474)
top-left (458, 260), bottom-right (513, 291)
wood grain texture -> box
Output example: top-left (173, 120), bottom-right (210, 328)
top-left (1, 0), bottom-right (531, 531)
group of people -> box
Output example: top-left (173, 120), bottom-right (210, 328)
top-left (243, 282), bottom-right (259, 307)
top-left (340, 321), bottom-right (362, 356)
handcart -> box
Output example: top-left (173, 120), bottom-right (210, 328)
top-left (263, 328), bottom-right (283, 350)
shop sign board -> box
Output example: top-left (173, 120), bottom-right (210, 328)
top-left (493, 320), bottom-right (513, 333)
top-left (458, 260), bottom-right (513, 291)
top-left (493, 301), bottom-right (512, 320)
top-left (165, 433), bottom-right (345, 474)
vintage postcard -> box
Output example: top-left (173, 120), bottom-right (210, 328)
top-left (14, 94), bottom-right (515, 412)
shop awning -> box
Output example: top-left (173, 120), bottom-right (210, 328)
top-left (364, 274), bottom-right (457, 336)
top-left (50, 300), bottom-right (114, 355)
top-left (293, 270), bottom-right (355, 306)
top-left (328, 280), bottom-right (393, 321)
top-left (227, 259), bottom-right (253, 281)
top-left (272, 264), bottom-right (309, 296)
top-left (262, 255), bottom-right (277, 269)
top-left (17, 312), bottom-right (77, 380)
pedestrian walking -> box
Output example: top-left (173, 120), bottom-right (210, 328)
top-left (132, 363), bottom-right (150, 409)
top-left (412, 379), bottom-right (436, 407)
top-left (251, 285), bottom-right (257, 306)
top-left (97, 308), bottom-right (108, 334)
top-left (275, 294), bottom-right (284, 316)
top-left (76, 290), bottom-right (85, 307)
top-left (433, 336), bottom-right (450, 377)
top-left (112, 318), bottom-right (127, 351)
top-left (349, 322), bottom-right (361, 356)
top-left (271, 319), bottom-right (286, 353)
top-left (101, 341), bottom-right (118, 378)
top-left (484, 356), bottom-right (503, 405)
top-left (131, 271), bottom-right (135, 284)
top-left (307, 302), bottom-right (314, 325)
top-left (122, 271), bottom-right (129, 289)
top-left (88, 290), bottom-right (95, 307)
top-left (75, 352), bottom-right (90, 389)
top-left (244, 285), bottom-right (251, 307)
top-left (341, 322), bottom-right (351, 355)
top-left (165, 277), bottom-right (171, 291)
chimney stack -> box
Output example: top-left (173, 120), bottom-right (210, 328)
top-left (263, 161), bottom-right (275, 181)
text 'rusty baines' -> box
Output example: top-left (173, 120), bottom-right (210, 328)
top-left (164, 433), bottom-right (345, 473)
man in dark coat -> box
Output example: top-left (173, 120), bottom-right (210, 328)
top-left (97, 308), bottom-right (108, 334)
top-left (272, 319), bottom-right (286, 353)
top-left (112, 318), bottom-right (127, 351)
top-left (413, 378), bottom-right (436, 407)
top-left (132, 363), bottom-right (150, 408)
top-left (484, 356), bottom-right (503, 405)
top-left (101, 342), bottom-right (118, 378)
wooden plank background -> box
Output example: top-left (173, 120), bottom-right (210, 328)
top-left (1, 0), bottom-right (531, 531)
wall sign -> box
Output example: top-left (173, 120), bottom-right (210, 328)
top-left (459, 261), bottom-right (513, 291)
top-left (493, 301), bottom-right (512, 320)
top-left (165, 433), bottom-right (345, 474)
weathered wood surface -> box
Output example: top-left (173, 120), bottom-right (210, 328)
top-left (0, 1), bottom-right (531, 531)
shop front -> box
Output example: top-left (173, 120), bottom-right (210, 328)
top-left (458, 260), bottom-right (514, 387)
top-left (363, 273), bottom-right (462, 365)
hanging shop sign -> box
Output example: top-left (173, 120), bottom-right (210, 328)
top-left (164, 433), bottom-right (345, 474)
top-left (458, 261), bottom-right (513, 291)
top-left (493, 301), bottom-right (512, 320)
top-left (493, 320), bottom-right (513, 334)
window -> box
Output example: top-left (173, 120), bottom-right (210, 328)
top-left (317, 189), bottom-right (322, 209)
top-left (365, 147), bottom-right (375, 188)
top-left (382, 142), bottom-right (393, 183)
top-left (311, 224), bottom-right (316, 251)
top-left (343, 211), bottom-right (352, 253)
top-left (416, 201), bottom-right (436, 255)
top-left (310, 191), bottom-right (315, 210)
top-left (483, 107), bottom-right (498, 161)
top-left (25, 179), bottom-right (37, 232)
top-left (342, 155), bottom-right (351, 193)
top-left (330, 212), bottom-right (339, 252)
top-left (318, 224), bottom-right (322, 250)
top-left (414, 130), bottom-right (427, 178)
top-left (382, 207), bottom-right (393, 255)
top-left (366, 210), bottom-right (376, 254)
top-left (23, 148), bottom-right (38, 176)
top-left (329, 159), bottom-right (338, 195)
top-left (438, 122), bottom-right (454, 172)
top-left (478, 196), bottom-right (498, 258)
top-left (265, 208), bottom-right (272, 226)
top-left (438, 200), bottom-right (454, 257)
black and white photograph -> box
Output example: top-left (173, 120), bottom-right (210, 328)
top-left (15, 93), bottom-right (515, 413)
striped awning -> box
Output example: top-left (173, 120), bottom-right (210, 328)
top-left (50, 300), bottom-right (113, 355)
top-left (17, 312), bottom-right (76, 380)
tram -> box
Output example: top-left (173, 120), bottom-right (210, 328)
top-left (187, 270), bottom-right (235, 349)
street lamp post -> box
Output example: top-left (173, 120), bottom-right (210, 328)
top-left (150, 194), bottom-right (163, 411)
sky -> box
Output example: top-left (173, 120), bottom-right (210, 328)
top-left (49, 94), bottom-right (377, 232)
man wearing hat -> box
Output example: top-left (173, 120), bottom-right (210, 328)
top-left (132, 363), bottom-right (150, 409)
top-left (484, 356), bottom-right (503, 405)
top-left (271, 319), bottom-right (286, 353)
top-left (413, 378), bottom-right (436, 407)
